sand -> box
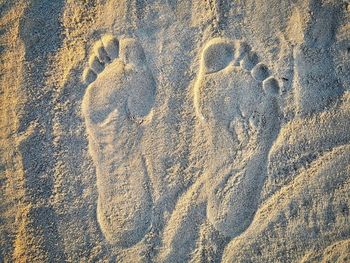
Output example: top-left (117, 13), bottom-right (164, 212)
top-left (0, 0), bottom-right (349, 262)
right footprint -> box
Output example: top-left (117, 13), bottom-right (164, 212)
top-left (82, 35), bottom-right (156, 247)
top-left (194, 38), bottom-right (282, 238)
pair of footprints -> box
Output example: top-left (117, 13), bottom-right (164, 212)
top-left (82, 35), bottom-right (281, 246)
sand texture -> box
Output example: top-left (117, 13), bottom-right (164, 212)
top-left (0, 0), bottom-right (349, 262)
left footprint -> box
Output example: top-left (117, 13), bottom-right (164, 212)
top-left (82, 35), bottom-right (155, 247)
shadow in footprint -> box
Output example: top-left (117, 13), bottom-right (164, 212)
top-left (17, 1), bottom-right (65, 260)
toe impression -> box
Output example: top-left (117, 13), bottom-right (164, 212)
top-left (263, 77), bottom-right (280, 96)
top-left (83, 68), bottom-right (97, 84)
top-left (89, 55), bottom-right (104, 74)
top-left (120, 38), bottom-right (146, 66)
top-left (101, 35), bottom-right (119, 60)
top-left (240, 51), bottom-right (259, 70)
top-left (252, 63), bottom-right (270, 81)
top-left (93, 40), bottom-right (110, 64)
top-left (201, 38), bottom-right (235, 74)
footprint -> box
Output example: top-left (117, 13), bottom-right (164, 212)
top-left (194, 38), bottom-right (282, 238)
top-left (81, 35), bottom-right (156, 247)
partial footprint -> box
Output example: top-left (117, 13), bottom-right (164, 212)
top-left (194, 38), bottom-right (282, 237)
top-left (288, 2), bottom-right (343, 116)
top-left (82, 35), bottom-right (156, 247)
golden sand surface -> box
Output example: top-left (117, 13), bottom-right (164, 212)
top-left (0, 0), bottom-right (349, 262)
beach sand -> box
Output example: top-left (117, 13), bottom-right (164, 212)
top-left (0, 0), bottom-right (349, 262)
